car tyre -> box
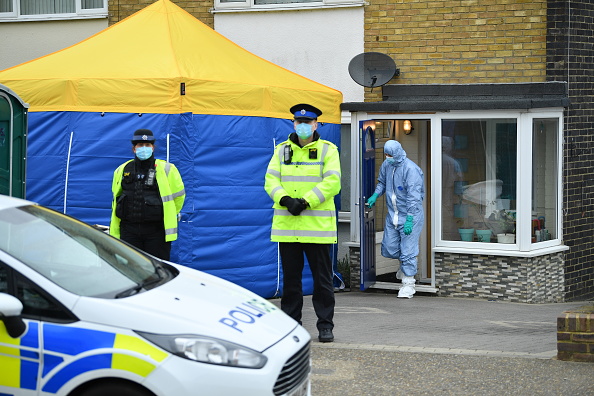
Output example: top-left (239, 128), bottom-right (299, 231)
top-left (75, 379), bottom-right (154, 396)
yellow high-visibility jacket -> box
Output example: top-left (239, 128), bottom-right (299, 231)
top-left (110, 159), bottom-right (185, 242)
top-left (265, 134), bottom-right (341, 244)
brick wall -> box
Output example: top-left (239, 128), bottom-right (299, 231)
top-left (547, 0), bottom-right (594, 301)
top-left (557, 307), bottom-right (594, 362)
top-left (364, 0), bottom-right (548, 101)
top-left (108, 0), bottom-right (214, 28)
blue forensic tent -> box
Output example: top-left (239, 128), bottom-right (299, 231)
top-left (0, 0), bottom-right (342, 298)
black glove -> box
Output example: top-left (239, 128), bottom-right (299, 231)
top-left (280, 196), bottom-right (307, 216)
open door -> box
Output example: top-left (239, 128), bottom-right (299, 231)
top-left (357, 118), bottom-right (437, 293)
top-left (0, 87), bottom-right (27, 199)
top-left (360, 124), bottom-right (376, 290)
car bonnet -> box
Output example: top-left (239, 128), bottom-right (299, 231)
top-left (71, 264), bottom-right (298, 352)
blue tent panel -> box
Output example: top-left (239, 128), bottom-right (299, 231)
top-left (27, 111), bottom-right (340, 298)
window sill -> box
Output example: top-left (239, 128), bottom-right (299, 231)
top-left (433, 244), bottom-right (569, 258)
top-left (0, 14), bottom-right (107, 23)
top-left (211, 1), bottom-right (365, 13)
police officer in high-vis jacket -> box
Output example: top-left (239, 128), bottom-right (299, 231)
top-left (265, 104), bottom-right (341, 343)
top-left (110, 129), bottom-right (185, 261)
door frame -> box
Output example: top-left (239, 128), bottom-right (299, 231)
top-left (350, 111), bottom-right (437, 292)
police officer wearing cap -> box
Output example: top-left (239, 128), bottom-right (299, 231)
top-left (110, 129), bottom-right (185, 260)
top-left (265, 104), bottom-right (341, 343)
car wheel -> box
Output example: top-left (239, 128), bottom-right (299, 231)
top-left (75, 380), bottom-right (154, 396)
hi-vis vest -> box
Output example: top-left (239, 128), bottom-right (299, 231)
top-left (265, 136), bottom-right (341, 244)
top-left (110, 159), bottom-right (185, 242)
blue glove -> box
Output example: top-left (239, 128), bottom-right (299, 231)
top-left (404, 215), bottom-right (414, 235)
top-left (366, 193), bottom-right (379, 208)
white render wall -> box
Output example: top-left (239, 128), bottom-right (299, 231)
top-left (214, 6), bottom-right (365, 104)
top-left (0, 19), bottom-right (108, 71)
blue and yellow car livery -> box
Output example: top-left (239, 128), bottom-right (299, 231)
top-left (0, 321), bottom-right (168, 395)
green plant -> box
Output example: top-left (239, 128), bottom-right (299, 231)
top-left (488, 209), bottom-right (516, 234)
top-left (336, 255), bottom-right (351, 289)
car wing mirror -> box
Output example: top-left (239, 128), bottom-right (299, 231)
top-left (0, 293), bottom-right (27, 338)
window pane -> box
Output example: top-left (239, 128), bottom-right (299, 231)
top-left (0, 0), bottom-right (13, 12)
top-left (20, 0), bottom-right (74, 15)
top-left (442, 119), bottom-right (517, 242)
top-left (81, 0), bottom-right (103, 9)
top-left (255, 0), bottom-right (318, 4)
top-left (0, 205), bottom-right (160, 298)
top-left (532, 119), bottom-right (558, 242)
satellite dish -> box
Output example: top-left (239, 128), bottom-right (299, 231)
top-left (348, 52), bottom-right (399, 88)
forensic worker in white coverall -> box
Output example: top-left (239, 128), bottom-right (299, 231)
top-left (366, 140), bottom-right (425, 298)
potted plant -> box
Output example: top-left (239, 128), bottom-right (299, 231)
top-left (488, 209), bottom-right (516, 243)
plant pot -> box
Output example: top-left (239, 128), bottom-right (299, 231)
top-left (458, 228), bottom-right (474, 242)
top-left (497, 233), bottom-right (515, 244)
top-left (476, 229), bottom-right (492, 242)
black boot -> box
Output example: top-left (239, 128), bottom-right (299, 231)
top-left (318, 328), bottom-right (334, 343)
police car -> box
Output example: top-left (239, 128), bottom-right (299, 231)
top-left (0, 195), bottom-right (310, 396)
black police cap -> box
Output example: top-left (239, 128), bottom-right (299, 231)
top-left (290, 103), bottom-right (323, 121)
top-left (131, 129), bottom-right (156, 144)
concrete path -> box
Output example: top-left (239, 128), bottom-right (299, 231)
top-left (271, 291), bottom-right (594, 395)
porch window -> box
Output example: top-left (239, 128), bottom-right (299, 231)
top-left (441, 119), bottom-right (517, 243)
top-left (531, 118), bottom-right (558, 243)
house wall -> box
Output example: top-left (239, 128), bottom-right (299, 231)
top-left (361, 0), bottom-right (594, 301)
top-left (547, 0), bottom-right (594, 301)
top-left (364, 0), bottom-right (548, 101)
top-left (108, 0), bottom-right (214, 27)
top-left (0, 19), bottom-right (107, 70)
top-left (213, 7), bottom-right (365, 104)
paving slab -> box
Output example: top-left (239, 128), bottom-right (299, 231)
top-left (270, 291), bottom-right (594, 395)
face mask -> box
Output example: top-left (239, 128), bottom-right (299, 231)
top-left (135, 146), bottom-right (153, 161)
top-left (386, 156), bottom-right (395, 164)
top-left (296, 123), bottom-right (313, 139)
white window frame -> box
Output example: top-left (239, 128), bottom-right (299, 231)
top-left (0, 0), bottom-right (107, 22)
top-left (433, 109), bottom-right (566, 256)
top-left (213, 0), bottom-right (364, 13)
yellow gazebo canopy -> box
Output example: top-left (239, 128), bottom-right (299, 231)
top-left (0, 0), bottom-right (342, 123)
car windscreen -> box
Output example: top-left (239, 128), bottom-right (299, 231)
top-left (0, 204), bottom-right (169, 298)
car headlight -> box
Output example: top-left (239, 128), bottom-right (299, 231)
top-left (136, 331), bottom-right (267, 369)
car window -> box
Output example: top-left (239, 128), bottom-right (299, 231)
top-left (0, 264), bottom-right (7, 293)
top-left (0, 205), bottom-right (167, 298)
top-left (0, 262), bottom-right (75, 322)
top-left (16, 273), bottom-right (75, 321)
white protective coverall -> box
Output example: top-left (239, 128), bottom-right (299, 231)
top-left (373, 140), bottom-right (425, 277)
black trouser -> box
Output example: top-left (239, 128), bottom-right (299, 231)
top-left (120, 221), bottom-right (171, 261)
top-left (279, 242), bottom-right (334, 331)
